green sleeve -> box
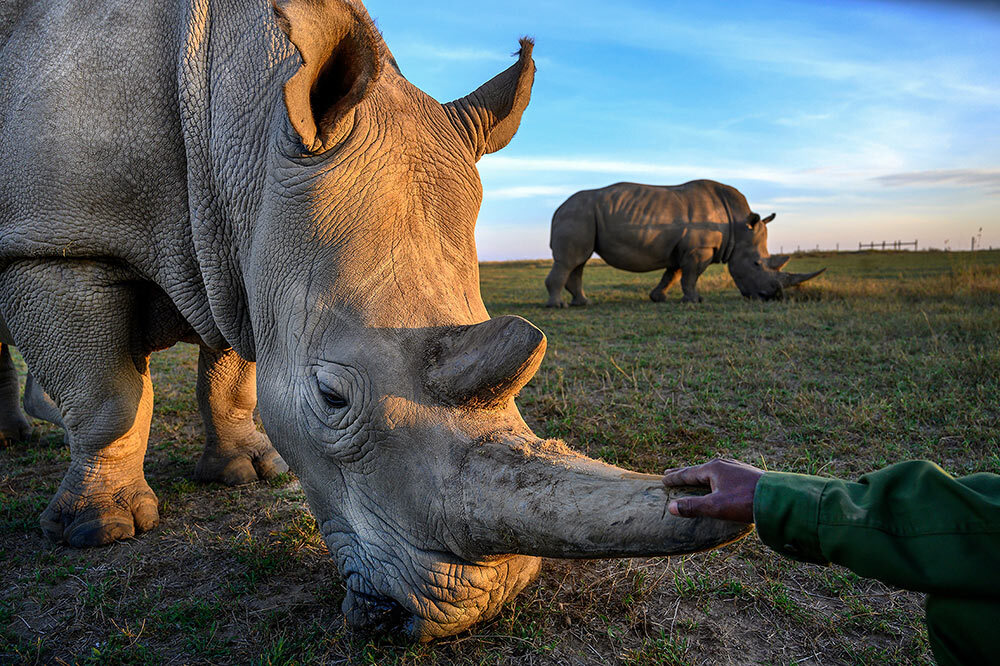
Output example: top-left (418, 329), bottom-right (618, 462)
top-left (753, 460), bottom-right (1000, 597)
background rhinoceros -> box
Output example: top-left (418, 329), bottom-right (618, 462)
top-left (0, 0), bottom-right (749, 640)
top-left (545, 180), bottom-right (824, 306)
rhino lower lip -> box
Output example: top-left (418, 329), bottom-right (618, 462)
top-left (346, 584), bottom-right (409, 633)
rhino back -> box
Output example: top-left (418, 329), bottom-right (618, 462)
top-left (581, 181), bottom-right (748, 271)
top-left (0, 0), bottom-right (220, 342)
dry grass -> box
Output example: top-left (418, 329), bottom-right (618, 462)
top-left (2, 250), bottom-right (998, 664)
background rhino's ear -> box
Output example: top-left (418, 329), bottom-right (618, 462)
top-left (761, 213), bottom-right (776, 225)
top-left (273, 0), bottom-right (383, 152)
top-left (443, 38), bottom-right (536, 161)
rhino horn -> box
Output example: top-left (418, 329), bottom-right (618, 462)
top-left (766, 254), bottom-right (791, 271)
top-left (426, 316), bottom-right (546, 409)
top-left (777, 268), bottom-right (826, 288)
top-left (458, 443), bottom-right (753, 559)
top-left (761, 212), bottom-right (776, 224)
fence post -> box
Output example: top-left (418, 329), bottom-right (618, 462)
top-left (882, 241), bottom-right (886, 250)
top-left (972, 237), bottom-right (976, 252)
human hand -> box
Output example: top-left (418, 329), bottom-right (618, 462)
top-left (662, 459), bottom-right (765, 523)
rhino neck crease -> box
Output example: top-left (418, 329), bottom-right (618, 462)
top-left (716, 198), bottom-right (737, 265)
top-left (177, 0), bottom-right (296, 358)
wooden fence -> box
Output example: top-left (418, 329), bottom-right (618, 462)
top-left (859, 240), bottom-right (918, 251)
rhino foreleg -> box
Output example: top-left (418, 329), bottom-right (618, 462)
top-left (194, 346), bottom-right (287, 486)
top-left (0, 261), bottom-right (159, 547)
top-left (649, 267), bottom-right (681, 303)
top-left (680, 249), bottom-right (714, 303)
top-left (23, 372), bottom-right (64, 429)
top-left (0, 343), bottom-right (32, 443)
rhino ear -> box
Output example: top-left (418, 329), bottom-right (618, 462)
top-left (444, 38), bottom-right (536, 161)
top-left (273, 0), bottom-right (383, 153)
top-left (746, 212), bottom-right (761, 229)
top-left (761, 213), bottom-right (776, 225)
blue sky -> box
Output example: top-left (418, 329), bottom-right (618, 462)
top-left (364, 0), bottom-right (1000, 260)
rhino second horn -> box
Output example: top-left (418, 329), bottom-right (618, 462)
top-left (425, 315), bottom-right (546, 409)
top-left (777, 267), bottom-right (826, 288)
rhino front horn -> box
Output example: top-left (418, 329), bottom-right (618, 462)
top-left (777, 268), bottom-right (826, 288)
top-left (426, 316), bottom-right (546, 409)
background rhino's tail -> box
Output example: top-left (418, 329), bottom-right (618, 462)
top-left (549, 191), bottom-right (597, 260)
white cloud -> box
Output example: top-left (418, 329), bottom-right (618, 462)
top-left (395, 42), bottom-right (512, 63)
top-left (478, 154), bottom-right (892, 190)
top-left (485, 185), bottom-right (577, 200)
top-left (873, 168), bottom-right (1000, 193)
top-left (479, 155), bottom-right (796, 183)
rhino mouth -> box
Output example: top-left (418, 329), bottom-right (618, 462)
top-left (322, 521), bottom-right (541, 640)
top-left (754, 287), bottom-right (784, 301)
top-left (344, 579), bottom-right (409, 635)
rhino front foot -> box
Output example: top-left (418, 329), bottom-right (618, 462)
top-left (569, 297), bottom-right (590, 307)
top-left (0, 415), bottom-right (32, 444)
top-left (649, 290), bottom-right (668, 303)
top-left (681, 295), bottom-right (703, 304)
top-left (544, 299), bottom-right (568, 308)
top-left (195, 432), bottom-right (289, 486)
top-left (41, 469), bottom-right (159, 547)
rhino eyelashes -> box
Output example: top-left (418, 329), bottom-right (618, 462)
top-left (320, 386), bottom-right (349, 409)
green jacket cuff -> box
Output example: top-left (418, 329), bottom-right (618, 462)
top-left (753, 472), bottom-right (831, 565)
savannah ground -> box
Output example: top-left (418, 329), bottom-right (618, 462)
top-left (2, 250), bottom-right (998, 665)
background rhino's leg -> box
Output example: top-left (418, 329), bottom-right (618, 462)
top-left (547, 203), bottom-right (595, 307)
top-left (680, 248), bottom-right (714, 303)
top-left (564, 263), bottom-right (590, 306)
top-left (23, 373), bottom-right (65, 429)
top-left (0, 261), bottom-right (159, 547)
top-left (0, 343), bottom-right (32, 443)
top-left (194, 347), bottom-right (287, 486)
top-left (544, 262), bottom-right (571, 307)
top-left (649, 267), bottom-right (681, 303)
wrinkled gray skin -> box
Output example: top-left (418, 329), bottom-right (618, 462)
top-left (546, 180), bottom-right (825, 306)
top-left (0, 0), bottom-right (750, 640)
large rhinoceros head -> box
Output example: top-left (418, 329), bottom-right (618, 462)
top-left (728, 213), bottom-right (825, 300)
top-left (248, 0), bottom-right (751, 641)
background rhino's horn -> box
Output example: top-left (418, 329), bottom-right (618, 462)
top-left (766, 254), bottom-right (791, 271)
top-left (425, 316), bottom-right (546, 409)
top-left (777, 267), bottom-right (826, 288)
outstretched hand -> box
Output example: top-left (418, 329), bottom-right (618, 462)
top-left (662, 459), bottom-right (765, 523)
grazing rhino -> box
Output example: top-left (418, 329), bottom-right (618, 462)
top-left (545, 180), bottom-right (824, 306)
top-left (0, 0), bottom-right (750, 641)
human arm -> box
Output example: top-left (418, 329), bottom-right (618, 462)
top-left (663, 459), bottom-right (1000, 597)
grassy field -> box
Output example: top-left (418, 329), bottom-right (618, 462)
top-left (2, 250), bottom-right (998, 665)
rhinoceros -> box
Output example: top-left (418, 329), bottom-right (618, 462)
top-left (0, 0), bottom-right (749, 640)
top-left (545, 180), bottom-right (824, 306)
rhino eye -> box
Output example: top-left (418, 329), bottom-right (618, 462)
top-left (320, 386), bottom-right (349, 409)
